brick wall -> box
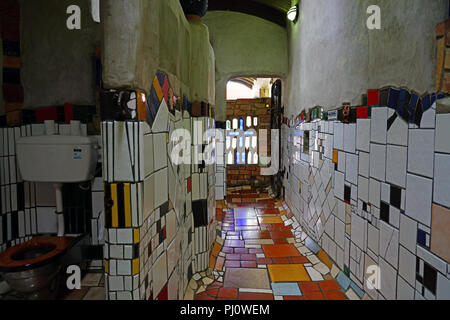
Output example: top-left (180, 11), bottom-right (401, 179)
top-left (226, 98), bottom-right (272, 187)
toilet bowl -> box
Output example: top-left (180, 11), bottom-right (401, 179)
top-left (0, 237), bottom-right (75, 300)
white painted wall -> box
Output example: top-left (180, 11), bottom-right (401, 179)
top-left (203, 11), bottom-right (288, 120)
top-left (285, 0), bottom-right (448, 117)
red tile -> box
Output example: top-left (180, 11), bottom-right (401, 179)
top-left (257, 258), bottom-right (272, 265)
top-left (239, 292), bottom-right (274, 300)
top-left (218, 288), bottom-right (238, 299)
top-left (196, 292), bottom-right (215, 300)
top-left (36, 107), bottom-right (57, 122)
top-left (272, 257), bottom-right (289, 264)
top-left (206, 288), bottom-right (220, 297)
top-left (284, 296), bottom-right (304, 300)
top-left (318, 280), bottom-right (341, 292)
top-left (157, 285), bottom-right (168, 300)
top-left (303, 291), bottom-right (325, 300)
top-left (323, 290), bottom-right (347, 300)
top-left (290, 256), bottom-right (309, 264)
top-left (367, 90), bottom-right (379, 106)
top-left (270, 230), bottom-right (293, 239)
top-left (357, 106), bottom-right (368, 119)
top-left (64, 103), bottom-right (74, 123)
top-left (298, 281), bottom-right (320, 292)
top-left (241, 261), bottom-right (257, 268)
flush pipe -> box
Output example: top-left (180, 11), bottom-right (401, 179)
top-left (54, 183), bottom-right (65, 237)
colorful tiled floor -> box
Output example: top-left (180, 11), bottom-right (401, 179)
top-left (189, 186), bottom-right (355, 301)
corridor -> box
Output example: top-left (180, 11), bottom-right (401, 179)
top-left (189, 186), bottom-right (352, 301)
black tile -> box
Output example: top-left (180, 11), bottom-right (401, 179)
top-left (344, 185), bottom-right (351, 203)
top-left (390, 185), bottom-right (401, 209)
top-left (3, 68), bottom-right (21, 84)
top-left (414, 100), bottom-right (423, 127)
top-left (362, 202), bottom-right (368, 212)
top-left (380, 202), bottom-right (390, 224)
top-left (11, 211), bottom-right (19, 240)
top-left (379, 88), bottom-right (390, 106)
top-left (192, 199), bottom-right (208, 227)
top-left (387, 112), bottom-right (397, 131)
top-left (2, 40), bottom-right (20, 57)
top-left (423, 263), bottom-right (437, 295)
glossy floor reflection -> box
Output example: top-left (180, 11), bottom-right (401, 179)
top-left (188, 186), bottom-right (354, 301)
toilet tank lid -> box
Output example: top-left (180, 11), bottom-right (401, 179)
top-left (17, 135), bottom-right (97, 146)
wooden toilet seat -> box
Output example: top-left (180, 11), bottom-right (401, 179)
top-left (0, 237), bottom-right (75, 272)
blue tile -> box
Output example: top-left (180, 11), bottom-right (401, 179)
top-left (305, 237), bottom-right (320, 254)
top-left (408, 94), bottom-right (419, 123)
top-left (350, 281), bottom-right (365, 298)
top-left (336, 272), bottom-right (351, 291)
top-left (271, 283), bottom-right (302, 296)
top-left (156, 72), bottom-right (166, 88)
top-left (387, 88), bottom-right (400, 110)
top-left (422, 94), bottom-right (432, 111)
top-left (431, 93), bottom-right (437, 105)
top-left (437, 92), bottom-right (446, 100)
top-left (417, 229), bottom-right (427, 247)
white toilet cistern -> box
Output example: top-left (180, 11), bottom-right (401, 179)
top-left (17, 120), bottom-right (99, 237)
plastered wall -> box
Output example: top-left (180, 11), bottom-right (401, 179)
top-left (203, 11), bottom-right (288, 121)
top-left (285, 0), bottom-right (449, 117)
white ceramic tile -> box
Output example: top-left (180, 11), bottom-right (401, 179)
top-left (337, 151), bottom-right (346, 172)
top-left (397, 276), bottom-right (415, 300)
top-left (386, 145), bottom-right (407, 188)
top-left (371, 107), bottom-right (388, 144)
top-left (345, 153), bottom-right (358, 185)
top-left (350, 213), bottom-right (367, 250)
top-left (433, 153), bottom-right (450, 208)
top-left (117, 229), bottom-right (133, 244)
top-left (356, 119), bottom-right (371, 152)
top-left (379, 257), bottom-right (397, 300)
top-left (407, 129), bottom-right (435, 178)
top-left (144, 134), bottom-right (154, 177)
top-left (153, 133), bottom-right (168, 172)
top-left (334, 122), bottom-right (343, 150)
top-left (113, 122), bottom-right (135, 182)
top-left (399, 214), bottom-right (417, 253)
top-left (334, 171), bottom-right (345, 201)
top-left (358, 176), bottom-right (369, 203)
top-left (343, 124), bottom-right (356, 153)
top-left (369, 178), bottom-right (381, 208)
top-left (117, 260), bottom-right (131, 275)
top-left (398, 245), bottom-right (416, 286)
top-left (436, 272), bottom-right (450, 300)
top-left (370, 143), bottom-right (386, 181)
top-left (420, 106), bottom-right (436, 129)
top-left (405, 173), bottom-right (433, 227)
top-left (152, 100), bottom-right (169, 133)
top-left (381, 182), bottom-right (390, 203)
top-left (387, 116), bottom-right (408, 146)
top-left (379, 221), bottom-right (399, 268)
top-left (154, 167), bottom-right (168, 209)
top-left (435, 114), bottom-right (450, 154)
top-left (358, 151), bottom-right (370, 178)
top-left (367, 223), bottom-right (379, 255)
top-left (36, 207), bottom-right (57, 234)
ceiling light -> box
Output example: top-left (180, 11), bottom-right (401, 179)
top-left (287, 5), bottom-right (298, 23)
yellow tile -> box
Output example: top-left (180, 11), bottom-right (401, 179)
top-left (259, 216), bottom-right (283, 224)
top-left (132, 258), bottom-right (140, 276)
top-left (133, 228), bottom-right (140, 244)
top-left (153, 76), bottom-right (163, 101)
top-left (436, 37), bottom-right (445, 91)
top-left (268, 264), bottom-right (311, 282)
top-left (105, 260), bottom-right (109, 274)
top-left (317, 249), bottom-right (333, 269)
top-left (124, 183), bottom-right (132, 227)
top-left (111, 184), bottom-right (118, 228)
top-left (333, 150), bottom-right (339, 164)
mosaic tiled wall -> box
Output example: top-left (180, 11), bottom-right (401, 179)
top-left (215, 122), bottom-right (226, 201)
top-left (282, 88), bottom-right (450, 300)
top-left (225, 98), bottom-right (272, 187)
top-left (0, 0), bottom-right (23, 125)
top-left (102, 72), bottom-right (217, 300)
top-left (0, 120), bottom-right (104, 269)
